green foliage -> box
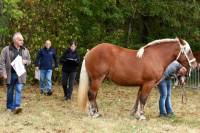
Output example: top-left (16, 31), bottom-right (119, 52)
top-left (1, 0), bottom-right (200, 83)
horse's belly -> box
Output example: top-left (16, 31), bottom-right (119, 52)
top-left (108, 73), bottom-right (142, 86)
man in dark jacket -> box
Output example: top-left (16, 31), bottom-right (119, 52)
top-left (35, 40), bottom-right (58, 96)
top-left (60, 41), bottom-right (80, 100)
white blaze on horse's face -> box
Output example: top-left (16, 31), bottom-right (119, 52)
top-left (176, 39), bottom-right (197, 77)
top-left (182, 40), bottom-right (191, 53)
top-left (179, 40), bottom-right (196, 68)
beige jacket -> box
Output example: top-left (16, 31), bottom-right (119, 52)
top-left (0, 45), bottom-right (31, 84)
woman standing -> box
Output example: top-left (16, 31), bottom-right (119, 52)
top-left (158, 61), bottom-right (187, 117)
top-left (60, 41), bottom-right (80, 100)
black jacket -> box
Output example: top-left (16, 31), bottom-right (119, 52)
top-left (60, 48), bottom-right (80, 72)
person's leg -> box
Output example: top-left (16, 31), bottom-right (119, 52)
top-left (158, 79), bottom-right (168, 116)
top-left (6, 73), bottom-right (17, 110)
top-left (62, 71), bottom-right (69, 99)
top-left (66, 72), bottom-right (77, 99)
top-left (46, 69), bottom-right (52, 95)
top-left (165, 80), bottom-right (173, 115)
top-left (14, 83), bottom-right (24, 108)
top-left (40, 70), bottom-right (46, 94)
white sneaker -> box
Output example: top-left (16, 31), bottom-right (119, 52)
top-left (7, 109), bottom-right (13, 112)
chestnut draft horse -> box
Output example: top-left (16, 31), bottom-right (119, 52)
top-left (78, 38), bottom-right (197, 120)
top-left (193, 51), bottom-right (200, 63)
top-left (193, 52), bottom-right (200, 69)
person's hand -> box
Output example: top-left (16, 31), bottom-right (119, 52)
top-left (178, 76), bottom-right (186, 85)
top-left (178, 67), bottom-right (187, 76)
top-left (35, 67), bottom-right (39, 71)
top-left (22, 60), bottom-right (28, 65)
top-left (3, 73), bottom-right (7, 79)
top-left (55, 67), bottom-right (59, 71)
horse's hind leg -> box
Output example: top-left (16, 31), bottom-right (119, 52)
top-left (88, 78), bottom-right (102, 118)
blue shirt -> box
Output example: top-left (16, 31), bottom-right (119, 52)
top-left (163, 61), bottom-right (182, 80)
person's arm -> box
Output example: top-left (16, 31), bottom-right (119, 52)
top-left (53, 49), bottom-right (58, 68)
top-left (0, 47), bottom-right (7, 79)
top-left (75, 53), bottom-right (80, 66)
top-left (35, 49), bottom-right (41, 67)
top-left (60, 50), bottom-right (67, 64)
top-left (24, 49), bottom-right (31, 66)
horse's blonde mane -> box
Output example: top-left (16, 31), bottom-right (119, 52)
top-left (136, 38), bottom-right (179, 58)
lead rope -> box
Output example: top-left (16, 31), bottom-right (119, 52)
top-left (181, 84), bottom-right (187, 104)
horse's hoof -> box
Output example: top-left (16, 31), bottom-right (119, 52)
top-left (138, 115), bottom-right (146, 120)
top-left (134, 114), bottom-right (140, 120)
top-left (92, 113), bottom-right (102, 118)
top-left (130, 110), bottom-right (138, 116)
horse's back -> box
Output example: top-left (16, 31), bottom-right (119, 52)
top-left (85, 43), bottom-right (124, 77)
top-left (85, 43), bottom-right (137, 67)
top-left (85, 43), bottom-right (144, 85)
top-left (87, 43), bottom-right (137, 58)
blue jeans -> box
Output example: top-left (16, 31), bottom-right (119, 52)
top-left (158, 79), bottom-right (173, 115)
top-left (40, 69), bottom-right (52, 92)
top-left (7, 73), bottom-right (24, 110)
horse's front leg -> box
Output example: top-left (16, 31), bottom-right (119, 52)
top-left (136, 82), bottom-right (155, 120)
top-left (131, 87), bottom-right (142, 116)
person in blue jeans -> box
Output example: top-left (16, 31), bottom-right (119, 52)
top-left (0, 32), bottom-right (31, 114)
top-left (35, 40), bottom-right (58, 96)
top-left (158, 61), bottom-right (187, 117)
top-left (60, 41), bottom-right (80, 100)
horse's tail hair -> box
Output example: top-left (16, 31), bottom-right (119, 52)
top-left (137, 47), bottom-right (144, 58)
top-left (78, 58), bottom-right (89, 111)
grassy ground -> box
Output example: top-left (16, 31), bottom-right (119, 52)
top-left (0, 83), bottom-right (200, 133)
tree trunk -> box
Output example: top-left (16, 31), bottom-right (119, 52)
top-left (126, 19), bottom-right (132, 48)
top-left (125, 0), bottom-right (136, 48)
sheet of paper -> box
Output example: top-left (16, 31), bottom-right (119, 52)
top-left (35, 69), bottom-right (40, 80)
top-left (66, 58), bottom-right (77, 61)
top-left (11, 55), bottom-right (26, 77)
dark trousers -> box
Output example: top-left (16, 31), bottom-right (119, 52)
top-left (62, 71), bottom-right (77, 98)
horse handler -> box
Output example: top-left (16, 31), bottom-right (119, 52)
top-left (158, 60), bottom-right (187, 117)
top-left (0, 32), bottom-right (31, 114)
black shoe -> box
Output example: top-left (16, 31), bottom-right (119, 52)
top-left (13, 107), bottom-right (22, 114)
top-left (159, 113), bottom-right (167, 117)
top-left (64, 96), bottom-right (71, 100)
top-left (40, 90), bottom-right (44, 94)
top-left (47, 91), bottom-right (52, 96)
top-left (167, 112), bottom-right (176, 118)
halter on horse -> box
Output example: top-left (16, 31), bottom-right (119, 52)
top-left (78, 38), bottom-right (197, 120)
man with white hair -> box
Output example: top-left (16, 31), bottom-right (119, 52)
top-left (0, 32), bottom-right (31, 114)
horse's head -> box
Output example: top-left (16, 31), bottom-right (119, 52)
top-left (176, 38), bottom-right (197, 75)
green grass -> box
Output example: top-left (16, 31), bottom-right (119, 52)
top-left (0, 83), bottom-right (200, 133)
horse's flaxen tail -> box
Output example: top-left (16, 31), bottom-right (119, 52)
top-left (78, 58), bottom-right (90, 111)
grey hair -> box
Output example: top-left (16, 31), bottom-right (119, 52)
top-left (13, 32), bottom-right (22, 41)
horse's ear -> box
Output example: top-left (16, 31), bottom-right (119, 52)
top-left (177, 37), bottom-right (185, 45)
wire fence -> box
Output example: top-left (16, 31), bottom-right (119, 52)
top-left (185, 69), bottom-right (200, 89)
